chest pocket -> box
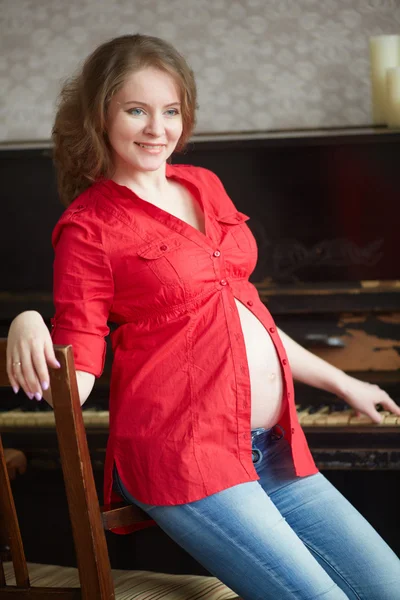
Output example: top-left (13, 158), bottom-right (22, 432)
top-left (216, 211), bottom-right (254, 252)
top-left (137, 234), bottom-right (183, 286)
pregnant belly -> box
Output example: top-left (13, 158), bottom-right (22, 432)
top-left (234, 298), bottom-right (285, 429)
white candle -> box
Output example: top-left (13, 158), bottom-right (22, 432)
top-left (386, 67), bottom-right (400, 128)
top-left (369, 35), bottom-right (400, 124)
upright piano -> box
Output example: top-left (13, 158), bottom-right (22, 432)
top-left (1, 126), bottom-right (399, 470)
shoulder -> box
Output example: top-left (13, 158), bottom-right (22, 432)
top-left (168, 163), bottom-right (224, 187)
top-left (51, 183), bottom-right (109, 249)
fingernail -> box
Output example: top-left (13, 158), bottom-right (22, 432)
top-left (41, 381), bottom-right (49, 391)
top-left (55, 360), bottom-right (61, 368)
top-left (27, 393), bottom-right (34, 400)
top-left (12, 386), bottom-right (19, 394)
top-left (34, 392), bottom-right (42, 401)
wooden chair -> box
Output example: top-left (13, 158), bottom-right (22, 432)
top-left (0, 340), bottom-right (240, 599)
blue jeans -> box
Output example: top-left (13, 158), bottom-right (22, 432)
top-left (113, 427), bottom-right (400, 599)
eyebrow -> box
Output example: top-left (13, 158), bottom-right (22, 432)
top-left (123, 101), bottom-right (181, 107)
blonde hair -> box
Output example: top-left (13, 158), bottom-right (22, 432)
top-left (52, 34), bottom-right (198, 206)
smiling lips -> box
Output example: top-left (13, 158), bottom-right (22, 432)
top-left (135, 142), bottom-right (166, 153)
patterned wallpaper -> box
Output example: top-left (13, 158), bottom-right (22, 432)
top-left (0, 0), bottom-right (399, 142)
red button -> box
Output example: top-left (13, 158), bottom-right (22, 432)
top-left (269, 327), bottom-right (276, 333)
top-left (291, 428), bottom-right (295, 434)
top-left (247, 300), bottom-right (253, 306)
top-left (220, 279), bottom-right (227, 286)
top-left (282, 359), bottom-right (287, 366)
top-left (213, 250), bottom-right (221, 257)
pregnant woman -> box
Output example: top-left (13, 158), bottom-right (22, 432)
top-left (7, 34), bottom-right (400, 600)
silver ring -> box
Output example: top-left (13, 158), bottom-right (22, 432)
top-left (12, 361), bottom-right (22, 367)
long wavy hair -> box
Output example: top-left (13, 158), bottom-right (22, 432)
top-left (52, 34), bottom-right (198, 206)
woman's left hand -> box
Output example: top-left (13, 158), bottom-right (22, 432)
top-left (340, 376), bottom-right (400, 423)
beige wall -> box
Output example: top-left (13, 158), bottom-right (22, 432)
top-left (0, 0), bottom-right (399, 142)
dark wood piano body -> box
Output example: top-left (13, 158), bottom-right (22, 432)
top-left (1, 126), bottom-right (399, 468)
top-left (1, 126), bottom-right (400, 562)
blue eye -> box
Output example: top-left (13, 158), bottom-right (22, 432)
top-left (165, 108), bottom-right (180, 116)
top-left (127, 108), bottom-right (145, 116)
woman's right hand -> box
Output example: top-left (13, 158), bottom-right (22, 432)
top-left (6, 311), bottom-right (60, 401)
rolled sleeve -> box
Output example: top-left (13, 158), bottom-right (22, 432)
top-left (50, 207), bottom-right (114, 377)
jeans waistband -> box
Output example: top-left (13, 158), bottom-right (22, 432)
top-left (251, 427), bottom-right (270, 439)
top-left (251, 425), bottom-right (285, 442)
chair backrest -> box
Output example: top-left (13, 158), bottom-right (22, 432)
top-left (0, 339), bottom-right (152, 599)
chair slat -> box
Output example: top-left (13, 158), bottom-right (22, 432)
top-left (0, 436), bottom-right (29, 589)
top-left (50, 346), bottom-right (115, 599)
top-left (0, 588), bottom-right (81, 598)
top-left (101, 504), bottom-right (153, 531)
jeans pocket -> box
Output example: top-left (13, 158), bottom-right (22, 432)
top-left (252, 427), bottom-right (288, 470)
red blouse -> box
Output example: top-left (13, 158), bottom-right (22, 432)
top-left (50, 164), bottom-right (317, 531)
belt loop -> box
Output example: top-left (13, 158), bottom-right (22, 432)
top-left (271, 424), bottom-right (285, 441)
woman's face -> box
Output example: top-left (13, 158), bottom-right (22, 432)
top-left (106, 66), bottom-right (183, 176)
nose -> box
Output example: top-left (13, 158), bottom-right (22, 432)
top-left (144, 113), bottom-right (165, 137)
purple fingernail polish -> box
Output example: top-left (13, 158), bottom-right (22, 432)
top-left (41, 381), bottom-right (49, 391)
top-left (27, 393), bottom-right (34, 400)
top-left (12, 386), bottom-right (19, 394)
top-left (34, 392), bottom-right (42, 401)
top-left (55, 360), bottom-right (61, 367)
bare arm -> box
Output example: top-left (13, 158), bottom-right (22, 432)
top-left (278, 328), bottom-right (349, 396)
top-left (278, 327), bottom-right (400, 423)
top-left (42, 370), bottom-right (95, 407)
top-left (7, 311), bottom-right (95, 407)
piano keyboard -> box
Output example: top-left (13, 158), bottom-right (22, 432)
top-left (296, 405), bottom-right (400, 427)
top-left (0, 409), bottom-right (109, 428)
top-left (0, 405), bottom-right (399, 429)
